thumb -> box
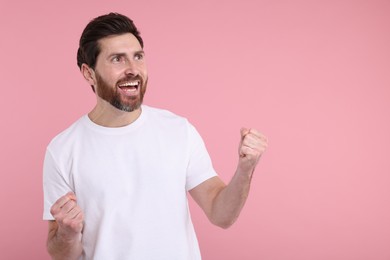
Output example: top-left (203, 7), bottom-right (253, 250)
top-left (239, 127), bottom-right (250, 158)
top-left (240, 127), bottom-right (250, 139)
top-left (66, 191), bottom-right (77, 202)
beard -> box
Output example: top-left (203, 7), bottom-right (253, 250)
top-left (95, 73), bottom-right (147, 112)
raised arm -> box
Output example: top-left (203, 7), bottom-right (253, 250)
top-left (189, 128), bottom-right (267, 229)
top-left (47, 192), bottom-right (84, 260)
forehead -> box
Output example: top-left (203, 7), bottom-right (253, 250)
top-left (98, 33), bottom-right (142, 55)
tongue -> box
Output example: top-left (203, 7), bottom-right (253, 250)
top-left (119, 86), bottom-right (138, 95)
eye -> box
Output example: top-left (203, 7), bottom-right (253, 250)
top-left (111, 55), bottom-right (123, 63)
top-left (134, 53), bottom-right (144, 61)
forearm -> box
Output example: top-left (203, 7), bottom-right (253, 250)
top-left (210, 167), bottom-right (254, 229)
top-left (191, 128), bottom-right (267, 229)
top-left (47, 222), bottom-right (83, 260)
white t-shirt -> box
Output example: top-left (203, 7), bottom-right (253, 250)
top-left (43, 105), bottom-right (217, 260)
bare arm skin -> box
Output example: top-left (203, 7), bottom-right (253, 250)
top-left (189, 128), bottom-right (268, 229)
top-left (47, 192), bottom-right (84, 260)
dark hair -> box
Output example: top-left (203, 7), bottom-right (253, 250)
top-left (77, 12), bottom-right (144, 70)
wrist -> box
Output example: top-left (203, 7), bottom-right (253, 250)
top-left (56, 228), bottom-right (82, 244)
top-left (236, 165), bottom-right (255, 180)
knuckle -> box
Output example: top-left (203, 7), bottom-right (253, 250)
top-left (70, 220), bottom-right (83, 232)
top-left (50, 207), bottom-right (57, 216)
top-left (69, 221), bottom-right (77, 230)
top-left (62, 217), bottom-right (70, 226)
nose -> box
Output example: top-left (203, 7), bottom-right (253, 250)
top-left (124, 61), bottom-right (139, 76)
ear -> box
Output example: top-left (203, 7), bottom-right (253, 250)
top-left (81, 64), bottom-right (96, 86)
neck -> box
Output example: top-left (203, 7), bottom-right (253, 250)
top-left (88, 102), bottom-right (142, 127)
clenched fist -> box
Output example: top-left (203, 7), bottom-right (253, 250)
top-left (238, 128), bottom-right (268, 173)
top-left (50, 192), bottom-right (84, 239)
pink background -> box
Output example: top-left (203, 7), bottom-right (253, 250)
top-left (1, 0), bottom-right (389, 259)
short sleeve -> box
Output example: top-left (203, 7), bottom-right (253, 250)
top-left (185, 123), bottom-right (217, 191)
top-left (42, 148), bottom-right (73, 220)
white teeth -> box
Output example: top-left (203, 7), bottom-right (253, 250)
top-left (119, 81), bottom-right (139, 87)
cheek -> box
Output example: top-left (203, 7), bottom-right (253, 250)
top-left (140, 67), bottom-right (148, 78)
top-left (96, 65), bottom-right (121, 81)
top-left (101, 73), bottom-right (119, 86)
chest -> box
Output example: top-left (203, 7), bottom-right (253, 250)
top-left (69, 130), bottom-right (189, 206)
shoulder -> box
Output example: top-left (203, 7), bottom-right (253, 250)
top-left (143, 105), bottom-right (186, 120)
top-left (142, 105), bottom-right (203, 142)
top-left (143, 105), bottom-right (190, 127)
top-left (47, 116), bottom-right (87, 152)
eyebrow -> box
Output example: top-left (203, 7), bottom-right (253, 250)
top-left (107, 50), bottom-right (145, 59)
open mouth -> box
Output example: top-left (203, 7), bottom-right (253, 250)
top-left (117, 80), bottom-right (140, 94)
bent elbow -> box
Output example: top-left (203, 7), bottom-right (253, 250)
top-left (212, 217), bottom-right (236, 229)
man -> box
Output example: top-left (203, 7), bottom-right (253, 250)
top-left (43, 12), bottom-right (268, 260)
